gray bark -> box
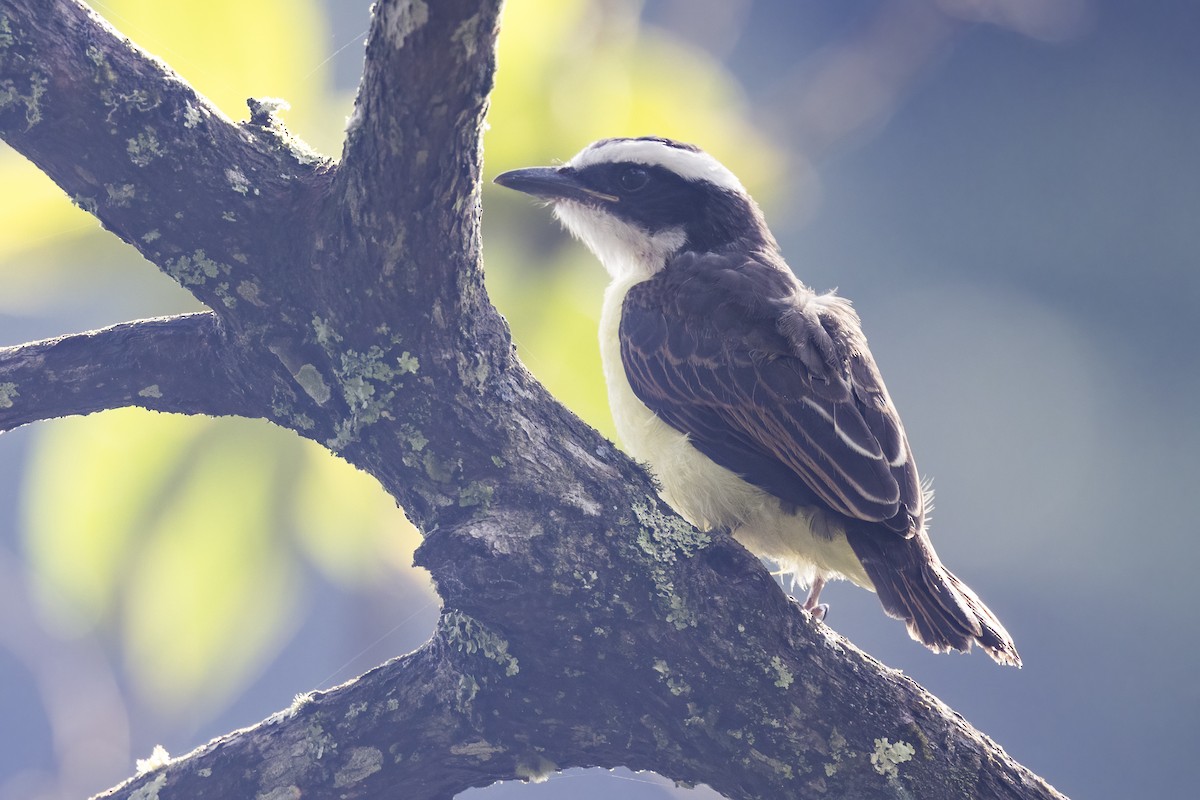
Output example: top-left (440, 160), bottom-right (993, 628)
top-left (0, 1), bottom-right (1067, 798)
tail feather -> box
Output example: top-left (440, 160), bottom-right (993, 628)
top-left (845, 525), bottom-right (1021, 667)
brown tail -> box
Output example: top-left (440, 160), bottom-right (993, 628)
top-left (845, 525), bottom-right (1021, 667)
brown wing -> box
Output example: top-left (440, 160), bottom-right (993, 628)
top-left (620, 251), bottom-right (923, 535)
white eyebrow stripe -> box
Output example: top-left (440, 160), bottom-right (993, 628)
top-left (569, 139), bottom-right (746, 194)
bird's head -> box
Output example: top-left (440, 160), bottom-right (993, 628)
top-left (494, 137), bottom-right (776, 281)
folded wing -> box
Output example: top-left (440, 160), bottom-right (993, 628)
top-left (620, 251), bottom-right (923, 536)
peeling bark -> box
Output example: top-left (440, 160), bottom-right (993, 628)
top-left (0, 1), bottom-right (1067, 798)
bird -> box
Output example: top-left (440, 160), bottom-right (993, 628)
top-left (494, 136), bottom-right (1020, 666)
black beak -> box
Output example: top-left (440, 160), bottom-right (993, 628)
top-left (493, 166), bottom-right (619, 204)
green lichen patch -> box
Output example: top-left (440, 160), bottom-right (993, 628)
top-left (769, 655), bottom-right (794, 689)
top-left (127, 129), bottom-right (165, 166)
top-left (341, 345), bottom-right (415, 386)
top-left (303, 722), bottom-right (337, 761)
top-left (458, 481), bottom-right (493, 509)
top-left (109, 88), bottom-right (161, 119)
top-left (631, 501), bottom-right (711, 629)
top-left (871, 737), bottom-right (915, 779)
top-left (422, 451), bottom-right (459, 485)
top-left (127, 773), bottom-right (167, 800)
top-left (294, 364), bottom-right (332, 406)
top-left (320, 334), bottom-right (425, 449)
top-left (0, 14), bottom-right (14, 50)
top-left (256, 787), bottom-right (300, 800)
top-left (332, 747), bottom-right (382, 788)
top-left (164, 249), bottom-right (230, 287)
top-left (0, 70), bottom-right (47, 129)
top-left (400, 425), bottom-right (428, 452)
top-left (237, 280), bottom-right (267, 306)
top-left (183, 102), bottom-right (202, 128)
top-left (216, 283), bottom-right (236, 307)
top-left (824, 728), bottom-right (851, 778)
top-left (226, 167), bottom-right (252, 195)
top-left (397, 351), bottom-right (419, 374)
top-left (0, 382), bottom-right (17, 409)
top-left (450, 739), bottom-right (504, 761)
top-left (85, 44), bottom-right (115, 84)
top-left (326, 420), bottom-right (356, 452)
top-left (137, 385), bottom-right (162, 399)
top-left (311, 315), bottom-right (343, 347)
top-left (633, 501), bottom-right (710, 559)
top-left (105, 182), bottom-right (137, 207)
top-left (652, 658), bottom-right (692, 696)
top-left (749, 747), bottom-right (794, 780)
top-left (455, 673), bottom-right (481, 709)
top-left (442, 610), bottom-right (519, 677)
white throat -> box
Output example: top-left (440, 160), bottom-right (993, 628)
top-left (553, 200), bottom-right (685, 283)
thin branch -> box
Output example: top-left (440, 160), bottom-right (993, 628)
top-left (97, 620), bottom-right (522, 800)
top-left (330, 0), bottom-right (504, 333)
top-left (0, 313), bottom-right (266, 432)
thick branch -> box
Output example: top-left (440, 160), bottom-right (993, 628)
top-left (326, 0), bottom-right (506, 371)
top-left (100, 505), bottom-right (1066, 800)
top-left (0, 313), bottom-right (271, 432)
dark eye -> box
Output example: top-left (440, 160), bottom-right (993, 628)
top-left (618, 167), bottom-right (650, 192)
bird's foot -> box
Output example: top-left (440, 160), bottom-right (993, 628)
top-left (802, 577), bottom-right (828, 621)
top-left (805, 602), bottom-right (829, 621)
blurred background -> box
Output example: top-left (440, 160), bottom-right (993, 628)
top-left (1, 1), bottom-right (1196, 798)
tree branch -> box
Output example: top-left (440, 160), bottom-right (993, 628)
top-left (2, 2), bottom-right (1070, 799)
top-left (102, 512), bottom-right (1065, 800)
top-left (0, 312), bottom-right (280, 432)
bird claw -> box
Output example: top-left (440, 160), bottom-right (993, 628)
top-left (801, 576), bottom-right (828, 621)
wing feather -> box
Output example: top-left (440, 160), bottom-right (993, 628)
top-left (621, 251), bottom-right (922, 534)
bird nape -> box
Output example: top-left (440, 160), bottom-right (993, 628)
top-left (494, 136), bottom-right (1020, 667)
